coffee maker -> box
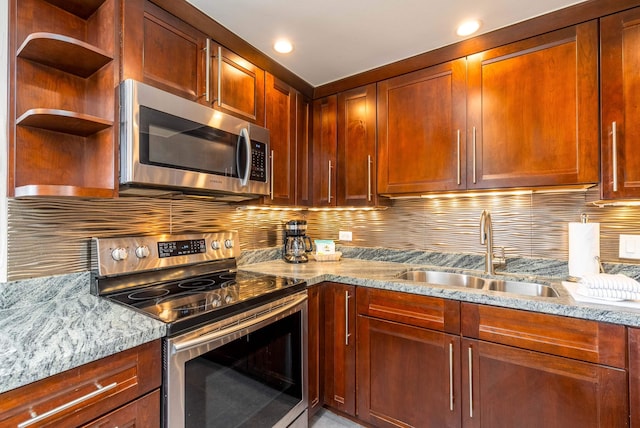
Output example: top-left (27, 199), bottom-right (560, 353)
top-left (283, 220), bottom-right (314, 263)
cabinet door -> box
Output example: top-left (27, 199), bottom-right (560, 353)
top-left (337, 84), bottom-right (378, 206)
top-left (307, 284), bottom-right (324, 417)
top-left (358, 316), bottom-right (461, 428)
top-left (265, 73), bottom-right (296, 205)
top-left (462, 338), bottom-right (628, 428)
top-left (601, 7), bottom-right (640, 199)
top-left (81, 390), bottom-right (160, 428)
top-left (630, 327), bottom-right (640, 428)
top-left (213, 45), bottom-right (265, 125)
top-left (377, 59), bottom-right (467, 194)
top-left (295, 92), bottom-right (312, 206)
top-left (323, 283), bottom-right (356, 415)
top-left (122, 0), bottom-right (206, 103)
top-left (466, 22), bottom-right (598, 189)
top-left (312, 96), bottom-right (338, 206)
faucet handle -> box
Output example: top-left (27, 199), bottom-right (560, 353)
top-left (493, 246), bottom-right (507, 267)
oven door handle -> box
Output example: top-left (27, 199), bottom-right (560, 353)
top-left (171, 293), bottom-right (308, 353)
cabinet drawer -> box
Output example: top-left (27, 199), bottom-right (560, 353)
top-left (461, 303), bottom-right (625, 368)
top-left (0, 340), bottom-right (161, 427)
top-left (357, 287), bottom-right (460, 334)
top-left (81, 389), bottom-right (160, 428)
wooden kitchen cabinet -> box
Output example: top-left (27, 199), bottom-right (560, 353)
top-left (337, 84), bottom-right (379, 206)
top-left (629, 327), bottom-right (640, 428)
top-left (323, 282), bottom-right (357, 415)
top-left (307, 284), bottom-right (324, 418)
top-left (263, 73), bottom-right (311, 206)
top-left (377, 59), bottom-right (467, 195)
top-left (600, 7), bottom-right (640, 199)
top-left (466, 22), bottom-right (599, 189)
top-left (461, 303), bottom-right (628, 428)
top-left (9, 0), bottom-right (118, 197)
top-left (122, 0), bottom-right (207, 103)
top-left (212, 44), bottom-right (265, 126)
top-left (356, 287), bottom-right (461, 427)
top-left (312, 96), bottom-right (338, 206)
top-left (0, 340), bottom-right (161, 427)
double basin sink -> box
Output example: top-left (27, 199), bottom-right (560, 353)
top-left (398, 270), bottom-right (558, 298)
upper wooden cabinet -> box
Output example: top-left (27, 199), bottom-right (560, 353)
top-left (377, 59), bottom-right (467, 195)
top-left (122, 0), bottom-right (265, 125)
top-left (467, 22), bottom-right (599, 189)
top-left (312, 95), bottom-right (338, 206)
top-left (9, 0), bottom-right (118, 197)
top-left (263, 73), bottom-right (310, 206)
top-left (211, 45), bottom-right (265, 126)
top-left (601, 7), bottom-right (640, 199)
top-left (337, 84), bottom-right (379, 206)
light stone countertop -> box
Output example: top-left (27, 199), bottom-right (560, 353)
top-left (239, 255), bottom-right (640, 328)
top-left (0, 272), bottom-right (166, 395)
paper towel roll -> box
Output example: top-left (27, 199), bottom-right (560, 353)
top-left (568, 222), bottom-right (600, 278)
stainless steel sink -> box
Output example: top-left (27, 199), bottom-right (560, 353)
top-left (485, 280), bottom-right (559, 297)
top-left (397, 270), bottom-right (558, 297)
top-left (398, 270), bottom-right (486, 289)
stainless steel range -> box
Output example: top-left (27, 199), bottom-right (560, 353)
top-left (91, 231), bottom-right (309, 428)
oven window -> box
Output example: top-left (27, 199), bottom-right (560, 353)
top-left (139, 106), bottom-right (238, 177)
top-left (184, 312), bottom-right (303, 427)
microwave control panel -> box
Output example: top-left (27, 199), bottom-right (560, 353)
top-left (250, 141), bottom-right (267, 182)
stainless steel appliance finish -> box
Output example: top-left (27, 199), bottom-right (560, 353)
top-left (119, 79), bottom-right (270, 199)
top-left (91, 232), bottom-right (308, 427)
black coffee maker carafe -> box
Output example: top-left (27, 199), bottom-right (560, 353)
top-left (283, 220), bottom-right (314, 263)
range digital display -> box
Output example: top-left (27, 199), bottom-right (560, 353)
top-left (158, 239), bottom-right (206, 258)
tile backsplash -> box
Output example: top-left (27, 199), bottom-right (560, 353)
top-left (7, 186), bottom-right (640, 280)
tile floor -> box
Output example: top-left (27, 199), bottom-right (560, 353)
top-left (310, 409), bottom-right (365, 427)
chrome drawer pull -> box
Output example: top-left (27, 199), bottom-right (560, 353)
top-left (449, 342), bottom-right (454, 411)
top-left (18, 382), bottom-right (117, 428)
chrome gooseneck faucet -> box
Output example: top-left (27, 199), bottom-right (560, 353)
top-left (480, 210), bottom-right (505, 275)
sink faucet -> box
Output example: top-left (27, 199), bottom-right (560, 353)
top-left (480, 210), bottom-right (506, 275)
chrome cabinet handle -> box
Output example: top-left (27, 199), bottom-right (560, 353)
top-left (472, 127), bottom-right (477, 184)
top-left (367, 155), bottom-right (372, 202)
top-left (612, 121), bottom-right (618, 192)
top-left (345, 290), bottom-right (351, 345)
top-left (456, 129), bottom-right (461, 185)
top-left (270, 150), bottom-right (274, 200)
top-left (449, 342), bottom-right (454, 411)
top-left (18, 382), bottom-right (118, 428)
top-left (203, 39), bottom-right (211, 102)
top-left (468, 346), bottom-right (474, 418)
top-left (328, 160), bottom-right (333, 203)
top-left (216, 46), bottom-right (223, 107)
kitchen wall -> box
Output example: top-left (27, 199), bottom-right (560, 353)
top-left (6, 185), bottom-right (640, 281)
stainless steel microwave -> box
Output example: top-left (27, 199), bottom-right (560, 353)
top-left (119, 79), bottom-right (269, 200)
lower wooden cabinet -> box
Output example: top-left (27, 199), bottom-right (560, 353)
top-left (307, 283), bottom-right (324, 418)
top-left (629, 327), bottom-right (640, 428)
top-left (0, 340), bottom-right (161, 427)
top-left (323, 282), bottom-right (357, 415)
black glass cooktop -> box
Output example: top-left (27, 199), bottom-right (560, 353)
top-left (106, 270), bottom-right (306, 336)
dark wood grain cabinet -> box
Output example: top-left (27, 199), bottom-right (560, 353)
top-left (263, 73), bottom-right (311, 206)
top-left (466, 22), bottom-right (599, 190)
top-left (600, 7), bottom-right (640, 200)
top-left (312, 96), bottom-right (338, 206)
top-left (630, 327), bottom-right (640, 428)
top-left (0, 340), bottom-right (161, 427)
top-left (461, 303), bottom-right (628, 428)
top-left (323, 282), bottom-right (357, 416)
top-left (377, 59), bottom-right (467, 195)
top-left (357, 287), bottom-right (461, 428)
top-left (9, 0), bottom-right (118, 197)
top-left (307, 284), bottom-right (324, 418)
top-left (122, 0), bottom-right (264, 125)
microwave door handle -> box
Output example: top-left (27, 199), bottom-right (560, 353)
top-left (237, 127), bottom-right (251, 186)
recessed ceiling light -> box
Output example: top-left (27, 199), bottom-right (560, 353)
top-left (456, 19), bottom-right (481, 37)
top-left (274, 39), bottom-right (293, 54)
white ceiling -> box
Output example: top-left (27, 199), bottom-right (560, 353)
top-left (186, 0), bottom-right (588, 87)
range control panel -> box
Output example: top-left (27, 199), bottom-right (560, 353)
top-left (92, 231), bottom-right (239, 277)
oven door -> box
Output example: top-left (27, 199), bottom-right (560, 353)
top-left (164, 292), bottom-right (308, 428)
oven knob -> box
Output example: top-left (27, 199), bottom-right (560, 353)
top-left (224, 295), bottom-right (234, 304)
top-left (211, 240), bottom-right (221, 250)
top-left (111, 247), bottom-right (128, 261)
top-left (224, 239), bottom-right (234, 249)
top-left (135, 245), bottom-right (150, 259)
